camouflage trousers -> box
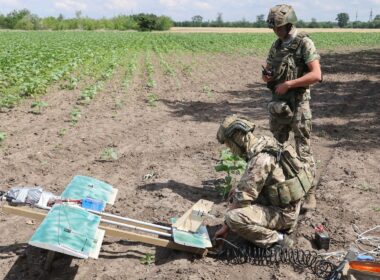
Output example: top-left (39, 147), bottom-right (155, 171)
top-left (225, 202), bottom-right (301, 247)
top-left (269, 97), bottom-right (315, 171)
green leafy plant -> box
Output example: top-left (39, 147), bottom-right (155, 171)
top-left (145, 52), bottom-right (156, 89)
top-left (146, 78), bottom-right (156, 89)
top-left (60, 76), bottom-right (79, 90)
top-left (140, 253), bottom-right (155, 265)
top-left (147, 93), bottom-right (158, 107)
top-left (182, 64), bottom-right (192, 75)
top-left (358, 182), bottom-right (374, 192)
top-left (31, 100), bottom-right (48, 114)
top-left (100, 65), bottom-right (115, 81)
top-left (214, 149), bottom-right (247, 198)
top-left (57, 128), bottom-right (67, 137)
top-left (70, 107), bottom-right (81, 125)
top-left (0, 131), bottom-right (6, 143)
top-left (67, 76), bottom-right (79, 90)
top-left (78, 82), bottom-right (103, 104)
top-left (202, 85), bottom-right (212, 97)
top-left (1, 32), bottom-right (379, 111)
top-left (158, 53), bottom-right (175, 77)
top-left (100, 147), bottom-right (118, 161)
top-left (123, 56), bottom-right (137, 93)
top-left (114, 99), bottom-right (124, 109)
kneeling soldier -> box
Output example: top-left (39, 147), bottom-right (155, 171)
top-left (214, 115), bottom-right (314, 248)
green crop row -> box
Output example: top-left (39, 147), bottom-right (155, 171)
top-left (0, 31), bottom-right (378, 109)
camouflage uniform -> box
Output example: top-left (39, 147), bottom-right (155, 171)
top-left (266, 27), bottom-right (320, 169)
top-left (224, 135), bottom-right (311, 247)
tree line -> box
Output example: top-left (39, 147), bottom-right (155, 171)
top-left (0, 9), bottom-right (173, 31)
top-left (176, 13), bottom-right (380, 29)
top-left (0, 9), bottom-right (379, 31)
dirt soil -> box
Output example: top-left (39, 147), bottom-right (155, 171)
top-left (0, 48), bottom-right (379, 280)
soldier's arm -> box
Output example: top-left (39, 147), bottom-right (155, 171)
top-left (232, 153), bottom-right (275, 207)
top-left (284, 59), bottom-right (322, 88)
top-left (263, 42), bottom-right (276, 83)
top-left (275, 37), bottom-right (322, 95)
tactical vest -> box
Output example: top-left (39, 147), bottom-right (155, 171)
top-left (267, 32), bottom-right (309, 110)
top-left (261, 143), bottom-right (313, 207)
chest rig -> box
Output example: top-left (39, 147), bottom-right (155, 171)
top-left (260, 143), bottom-right (313, 207)
top-left (267, 32), bottom-right (309, 109)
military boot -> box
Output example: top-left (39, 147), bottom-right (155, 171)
top-left (277, 234), bottom-right (294, 248)
top-left (302, 187), bottom-right (316, 211)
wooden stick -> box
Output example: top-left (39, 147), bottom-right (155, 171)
top-left (2, 204), bottom-right (207, 256)
top-left (99, 225), bottom-right (206, 255)
top-left (173, 199), bottom-right (213, 232)
top-left (3, 204), bottom-right (46, 221)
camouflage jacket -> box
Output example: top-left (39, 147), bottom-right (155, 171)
top-left (233, 136), bottom-right (313, 207)
top-left (266, 27), bottom-right (320, 101)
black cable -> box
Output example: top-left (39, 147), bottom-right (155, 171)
top-left (214, 241), bottom-right (342, 280)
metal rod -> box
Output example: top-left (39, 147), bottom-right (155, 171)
top-left (35, 204), bottom-right (172, 236)
top-left (0, 193), bottom-right (171, 232)
top-left (3, 204), bottom-right (206, 255)
top-left (88, 210), bottom-right (172, 231)
top-left (100, 218), bottom-right (172, 238)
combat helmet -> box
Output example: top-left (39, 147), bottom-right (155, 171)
top-left (217, 115), bottom-right (255, 144)
top-left (267, 4), bottom-right (297, 28)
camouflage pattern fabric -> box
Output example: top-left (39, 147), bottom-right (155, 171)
top-left (233, 137), bottom-right (283, 205)
top-left (266, 27), bottom-right (319, 169)
top-left (225, 201), bottom-right (301, 247)
top-left (231, 136), bottom-right (312, 207)
top-left (266, 4), bottom-right (297, 28)
top-left (266, 28), bottom-right (320, 73)
top-left (224, 136), bottom-right (309, 247)
top-left (269, 93), bottom-right (315, 170)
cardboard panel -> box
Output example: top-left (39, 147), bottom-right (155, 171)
top-left (29, 204), bottom-right (101, 259)
top-left (61, 175), bottom-right (118, 205)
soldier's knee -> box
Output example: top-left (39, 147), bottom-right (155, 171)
top-left (225, 210), bottom-right (237, 228)
top-left (225, 209), bottom-right (246, 231)
top-left (293, 120), bottom-right (312, 139)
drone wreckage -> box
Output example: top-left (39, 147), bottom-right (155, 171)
top-left (0, 175), bottom-right (213, 259)
top-left (2, 175), bottom-right (379, 280)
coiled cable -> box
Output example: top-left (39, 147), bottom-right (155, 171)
top-left (214, 239), bottom-right (342, 279)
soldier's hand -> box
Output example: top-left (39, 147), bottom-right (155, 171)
top-left (262, 74), bottom-right (273, 83)
top-left (215, 224), bottom-right (230, 240)
top-left (227, 187), bottom-right (236, 201)
top-left (275, 82), bottom-right (291, 95)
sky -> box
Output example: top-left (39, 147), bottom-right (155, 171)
top-left (0, 0), bottom-right (379, 22)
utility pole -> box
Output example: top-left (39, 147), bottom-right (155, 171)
top-left (369, 9), bottom-right (373, 21)
top-left (355, 11), bottom-right (358, 21)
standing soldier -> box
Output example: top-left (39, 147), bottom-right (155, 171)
top-left (262, 4), bottom-right (322, 210)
